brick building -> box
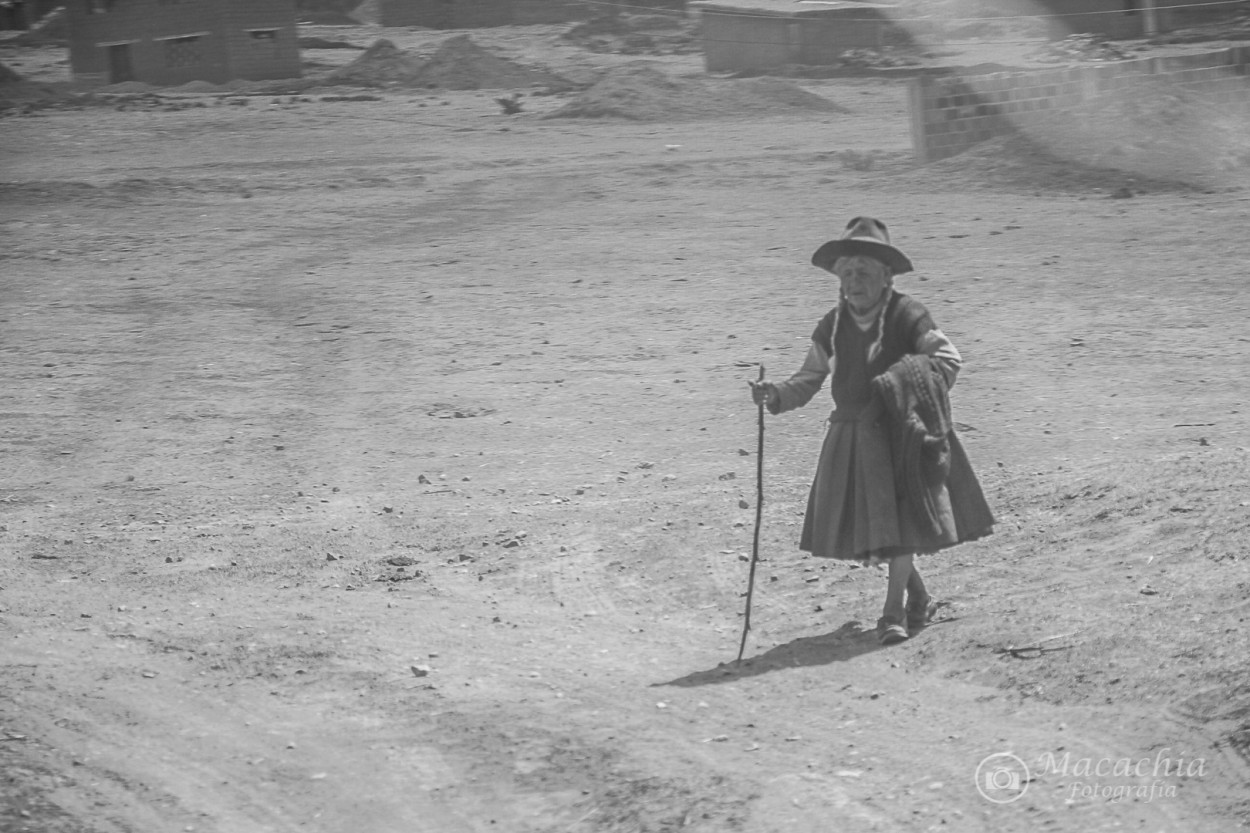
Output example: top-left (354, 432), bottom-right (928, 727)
top-left (68, 0), bottom-right (301, 86)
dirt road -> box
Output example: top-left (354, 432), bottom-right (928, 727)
top-left (2, 25), bottom-right (1249, 833)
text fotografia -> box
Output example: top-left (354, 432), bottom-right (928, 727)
top-left (1043, 749), bottom-right (1205, 805)
top-left (1067, 780), bottom-right (1179, 804)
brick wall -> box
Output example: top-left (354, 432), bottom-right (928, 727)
top-left (909, 47), bottom-right (1250, 163)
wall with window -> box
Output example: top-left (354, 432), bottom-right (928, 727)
top-left (220, 0), bottom-right (300, 81)
top-left (69, 0), bottom-right (227, 83)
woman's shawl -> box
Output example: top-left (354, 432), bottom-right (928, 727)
top-left (872, 355), bottom-right (995, 544)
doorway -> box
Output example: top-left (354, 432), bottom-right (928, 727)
top-left (107, 43), bottom-right (134, 83)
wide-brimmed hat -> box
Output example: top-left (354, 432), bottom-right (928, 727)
top-left (811, 216), bottom-right (913, 275)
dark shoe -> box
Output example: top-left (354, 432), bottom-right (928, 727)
top-left (906, 596), bottom-right (938, 630)
top-left (876, 617), bottom-right (909, 645)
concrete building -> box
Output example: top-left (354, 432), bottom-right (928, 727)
top-left (68, 0), bottom-right (301, 86)
top-left (690, 0), bottom-right (905, 73)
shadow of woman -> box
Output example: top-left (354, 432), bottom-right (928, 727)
top-left (654, 621), bottom-right (888, 688)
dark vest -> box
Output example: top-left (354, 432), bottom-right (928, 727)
top-left (811, 292), bottom-right (935, 413)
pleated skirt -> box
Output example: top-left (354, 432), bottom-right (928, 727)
top-left (799, 406), bottom-right (953, 561)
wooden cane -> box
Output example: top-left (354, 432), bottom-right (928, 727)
top-left (737, 365), bottom-right (766, 662)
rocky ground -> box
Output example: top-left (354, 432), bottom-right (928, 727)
top-left (1, 13), bottom-right (1249, 833)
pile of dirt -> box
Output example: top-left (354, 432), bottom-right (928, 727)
top-left (836, 47), bottom-right (923, 69)
top-left (408, 34), bottom-right (568, 91)
top-left (1030, 34), bottom-right (1133, 63)
top-left (323, 36), bottom-right (568, 90)
top-left (545, 62), bottom-right (847, 121)
top-left (322, 39), bottom-right (428, 87)
top-left (173, 80), bottom-right (227, 93)
top-left (96, 80), bottom-right (156, 94)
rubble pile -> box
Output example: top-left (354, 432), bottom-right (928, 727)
top-left (324, 36), bottom-right (569, 91)
top-left (1031, 34), bottom-right (1133, 63)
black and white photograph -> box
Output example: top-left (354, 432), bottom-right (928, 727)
top-left (2, 0), bottom-right (1249, 830)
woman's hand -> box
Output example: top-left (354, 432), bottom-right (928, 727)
top-left (748, 380), bottom-right (778, 408)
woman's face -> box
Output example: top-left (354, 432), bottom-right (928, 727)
top-left (834, 256), bottom-right (891, 312)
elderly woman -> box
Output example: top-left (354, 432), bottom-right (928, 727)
top-left (750, 217), bottom-right (994, 644)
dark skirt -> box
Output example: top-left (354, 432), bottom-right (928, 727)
top-left (799, 403), bottom-right (992, 561)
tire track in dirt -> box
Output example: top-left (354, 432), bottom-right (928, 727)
top-left (3, 611), bottom-right (477, 832)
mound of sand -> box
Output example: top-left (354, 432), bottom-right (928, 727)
top-left (409, 34), bottom-right (567, 90)
top-left (322, 39), bottom-right (428, 87)
top-left (324, 35), bottom-right (568, 90)
top-left (1030, 34), bottom-right (1133, 63)
top-left (173, 80), bottom-right (226, 93)
top-left (97, 81), bottom-right (156, 94)
top-left (545, 62), bottom-right (847, 121)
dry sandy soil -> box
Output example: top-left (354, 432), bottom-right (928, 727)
top-left (2, 18), bottom-right (1250, 833)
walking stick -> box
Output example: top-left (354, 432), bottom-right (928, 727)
top-left (737, 365), bottom-right (766, 662)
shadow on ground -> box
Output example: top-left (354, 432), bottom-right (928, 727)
top-left (656, 621), bottom-right (890, 687)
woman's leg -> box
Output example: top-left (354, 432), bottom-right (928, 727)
top-left (907, 566), bottom-right (928, 606)
top-left (883, 554), bottom-right (913, 625)
top-left (906, 563), bottom-right (938, 628)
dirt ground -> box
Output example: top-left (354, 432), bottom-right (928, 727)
top-left (2, 18), bottom-right (1250, 833)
